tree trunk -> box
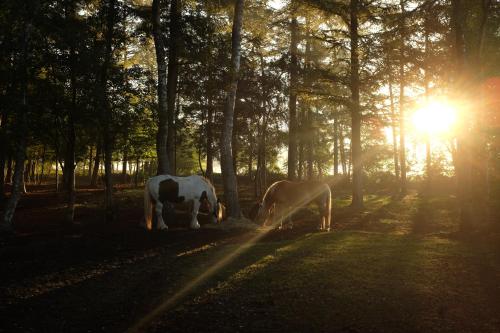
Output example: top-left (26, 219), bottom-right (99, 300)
top-left (6, 157), bottom-right (13, 185)
top-left (424, 14), bottom-right (432, 185)
top-left (134, 158), bottom-right (140, 187)
top-left (232, 118), bottom-right (238, 174)
top-left (24, 159), bottom-right (31, 185)
top-left (87, 146), bottom-right (93, 181)
top-left (31, 159), bottom-right (37, 184)
top-left (350, 0), bottom-right (363, 209)
top-left (248, 130), bottom-right (253, 180)
top-left (398, 0), bottom-right (407, 195)
top-left (306, 110), bottom-right (313, 180)
top-left (287, 16), bottom-right (298, 181)
top-left (1, 2), bottom-right (34, 232)
top-left (206, 103), bottom-right (214, 182)
top-left (152, 0), bottom-right (171, 175)
top-left (388, 66), bottom-right (400, 181)
top-left (55, 159), bottom-right (60, 192)
top-left (101, 0), bottom-right (116, 223)
top-left (339, 124), bottom-right (347, 175)
top-left (0, 111), bottom-right (6, 200)
top-left (0, 148), bottom-right (5, 201)
top-left (39, 145), bottom-right (46, 185)
top-left (304, 25), bottom-right (314, 180)
top-left (166, 0), bottom-right (180, 174)
top-left (220, 0), bottom-right (244, 218)
top-left (333, 112), bottom-right (339, 176)
top-left (91, 143), bottom-right (101, 186)
top-left (0, 108), bottom-right (6, 199)
top-left (65, 2), bottom-right (77, 224)
top-left (122, 148), bottom-right (128, 183)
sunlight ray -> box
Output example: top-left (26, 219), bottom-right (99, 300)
top-left (127, 185), bottom-right (329, 332)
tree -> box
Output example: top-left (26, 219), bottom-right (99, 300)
top-left (220, 0), bottom-right (245, 218)
top-left (350, 0), bottom-right (363, 208)
top-left (287, 13), bottom-right (299, 181)
top-left (398, 0), bottom-right (407, 196)
top-left (100, 0), bottom-right (117, 222)
top-left (1, 0), bottom-right (38, 232)
top-left (152, 0), bottom-right (171, 175)
top-left (166, 0), bottom-right (181, 173)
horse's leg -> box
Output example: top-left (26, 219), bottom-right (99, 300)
top-left (155, 201), bottom-right (168, 230)
top-left (287, 206), bottom-right (293, 229)
top-left (265, 204), bottom-right (275, 226)
top-left (317, 199), bottom-right (325, 230)
top-left (189, 200), bottom-right (201, 229)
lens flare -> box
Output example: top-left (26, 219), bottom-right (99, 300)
top-left (412, 100), bottom-right (457, 135)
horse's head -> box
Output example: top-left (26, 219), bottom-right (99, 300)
top-left (215, 199), bottom-right (226, 223)
top-left (251, 201), bottom-right (269, 225)
top-left (201, 190), bottom-right (226, 224)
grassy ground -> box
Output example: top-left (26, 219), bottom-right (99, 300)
top-left (144, 192), bottom-right (500, 333)
top-left (1, 185), bottom-right (499, 332)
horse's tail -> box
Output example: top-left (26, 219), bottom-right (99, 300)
top-left (324, 184), bottom-right (332, 231)
top-left (143, 180), bottom-right (153, 230)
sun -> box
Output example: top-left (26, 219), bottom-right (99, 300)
top-left (412, 100), bottom-right (457, 135)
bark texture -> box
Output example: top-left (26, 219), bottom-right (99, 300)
top-left (220, 0), bottom-right (245, 218)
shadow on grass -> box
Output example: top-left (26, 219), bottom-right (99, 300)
top-left (411, 192), bottom-right (459, 236)
top-left (148, 229), bottom-right (499, 333)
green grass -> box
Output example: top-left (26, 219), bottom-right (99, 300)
top-left (133, 191), bottom-right (500, 332)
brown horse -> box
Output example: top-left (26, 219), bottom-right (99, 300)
top-left (251, 180), bottom-right (332, 231)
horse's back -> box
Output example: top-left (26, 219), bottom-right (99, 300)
top-left (147, 174), bottom-right (208, 201)
top-left (268, 180), bottom-right (330, 204)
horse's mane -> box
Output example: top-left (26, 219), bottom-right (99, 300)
top-left (261, 181), bottom-right (281, 205)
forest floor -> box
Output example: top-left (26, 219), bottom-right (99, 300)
top-left (1, 182), bottom-right (500, 333)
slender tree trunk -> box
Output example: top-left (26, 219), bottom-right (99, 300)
top-left (91, 143), bottom-right (101, 186)
top-left (339, 124), bottom-right (347, 175)
top-left (350, 0), bottom-right (363, 208)
top-left (87, 146), bottom-right (93, 181)
top-left (256, 53), bottom-right (268, 196)
top-left (220, 0), bottom-right (244, 218)
top-left (101, 0), bottom-right (116, 222)
top-left (1, 2), bottom-right (35, 231)
top-left (0, 111), bottom-right (6, 199)
top-left (333, 113), bottom-right (339, 176)
top-left (287, 16), bottom-right (298, 181)
top-left (122, 148), bottom-right (128, 183)
top-left (55, 159), bottom-right (60, 192)
top-left (166, 0), bottom-right (180, 174)
top-left (152, 0), bottom-right (171, 175)
top-left (232, 119), bottom-right (238, 174)
top-left (424, 14), bottom-right (432, 185)
top-left (452, 0), bottom-right (471, 227)
top-left (304, 26), bottom-right (314, 180)
top-left (0, 108), bottom-right (6, 199)
top-left (39, 145), bottom-right (46, 184)
top-left (134, 157), bottom-right (140, 187)
top-left (31, 159), bottom-right (37, 184)
top-left (399, 0), bottom-right (407, 195)
top-left (25, 159), bottom-right (31, 185)
top-left (0, 148), bottom-right (5, 201)
top-left (248, 130), bottom-right (253, 180)
top-left (65, 2), bottom-right (77, 224)
top-left (206, 103), bottom-right (214, 182)
top-left (307, 110), bottom-right (314, 180)
top-left (6, 157), bottom-right (13, 185)
top-left (388, 67), bottom-right (400, 181)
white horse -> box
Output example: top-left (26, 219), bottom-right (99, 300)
top-left (143, 175), bottom-right (224, 230)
